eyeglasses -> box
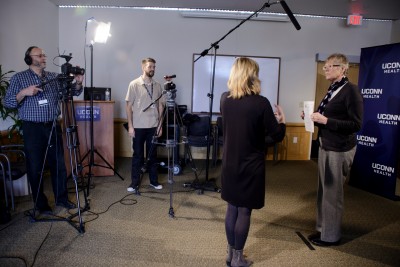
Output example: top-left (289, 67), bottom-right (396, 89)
top-left (30, 53), bottom-right (47, 58)
top-left (322, 64), bottom-right (341, 70)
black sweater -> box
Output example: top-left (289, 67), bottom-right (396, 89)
top-left (317, 82), bottom-right (363, 152)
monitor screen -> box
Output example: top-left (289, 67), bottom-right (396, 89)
top-left (84, 87), bottom-right (111, 101)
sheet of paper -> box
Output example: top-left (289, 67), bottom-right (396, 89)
top-left (303, 101), bottom-right (314, 133)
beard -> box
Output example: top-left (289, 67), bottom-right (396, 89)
top-left (32, 59), bottom-right (46, 69)
top-left (145, 70), bottom-right (155, 78)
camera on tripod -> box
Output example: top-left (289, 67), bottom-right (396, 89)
top-left (56, 53), bottom-right (85, 97)
top-left (163, 75), bottom-right (177, 105)
top-left (60, 53), bottom-right (85, 76)
top-left (164, 74), bottom-right (176, 91)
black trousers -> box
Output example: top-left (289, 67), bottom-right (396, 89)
top-left (22, 121), bottom-right (69, 209)
top-left (131, 127), bottom-right (158, 186)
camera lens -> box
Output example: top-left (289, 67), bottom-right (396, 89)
top-left (70, 66), bottom-right (85, 75)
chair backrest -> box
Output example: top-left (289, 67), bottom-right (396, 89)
top-left (187, 116), bottom-right (210, 137)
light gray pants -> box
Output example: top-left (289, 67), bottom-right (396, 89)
top-left (316, 145), bottom-right (356, 242)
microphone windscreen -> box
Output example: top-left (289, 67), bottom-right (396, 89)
top-left (280, 1), bottom-right (301, 30)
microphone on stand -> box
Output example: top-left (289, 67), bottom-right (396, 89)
top-left (279, 0), bottom-right (301, 30)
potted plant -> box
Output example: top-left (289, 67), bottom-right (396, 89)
top-left (0, 64), bottom-right (21, 139)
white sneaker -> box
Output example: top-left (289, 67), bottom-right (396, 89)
top-left (127, 184), bottom-right (138, 193)
top-left (150, 183), bottom-right (163, 190)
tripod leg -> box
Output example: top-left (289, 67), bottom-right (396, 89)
top-left (93, 150), bottom-right (124, 180)
top-left (182, 141), bottom-right (204, 193)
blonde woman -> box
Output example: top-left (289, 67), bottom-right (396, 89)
top-left (220, 57), bottom-right (286, 266)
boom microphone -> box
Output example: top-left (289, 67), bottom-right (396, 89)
top-left (164, 75), bottom-right (176, 79)
top-left (279, 0), bottom-right (301, 30)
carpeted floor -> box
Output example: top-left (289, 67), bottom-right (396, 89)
top-left (1, 158), bottom-right (399, 266)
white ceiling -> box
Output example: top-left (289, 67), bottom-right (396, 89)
top-left (50, 0), bottom-right (400, 20)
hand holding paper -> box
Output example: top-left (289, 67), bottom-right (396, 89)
top-left (303, 101), bottom-right (314, 133)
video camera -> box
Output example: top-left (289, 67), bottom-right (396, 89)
top-left (163, 75), bottom-right (177, 106)
top-left (163, 75), bottom-right (176, 91)
top-left (56, 53), bottom-right (85, 98)
top-left (60, 54), bottom-right (85, 76)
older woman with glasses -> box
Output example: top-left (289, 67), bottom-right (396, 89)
top-left (306, 53), bottom-right (363, 246)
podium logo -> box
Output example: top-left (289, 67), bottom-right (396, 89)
top-left (382, 62), bottom-right (400, 74)
top-left (377, 113), bottom-right (399, 125)
top-left (372, 162), bottom-right (395, 177)
top-left (361, 88), bottom-right (383, 99)
top-left (357, 135), bottom-right (377, 147)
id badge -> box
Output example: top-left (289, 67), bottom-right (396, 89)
top-left (38, 99), bottom-right (48, 106)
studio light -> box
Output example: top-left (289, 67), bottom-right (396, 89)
top-left (94, 21), bottom-right (111, 43)
top-left (84, 17), bottom-right (118, 194)
top-left (86, 18), bottom-right (111, 45)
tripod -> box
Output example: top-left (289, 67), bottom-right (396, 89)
top-left (28, 78), bottom-right (90, 234)
top-left (134, 85), bottom-right (200, 218)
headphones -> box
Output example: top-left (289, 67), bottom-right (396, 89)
top-left (24, 46), bottom-right (38, 65)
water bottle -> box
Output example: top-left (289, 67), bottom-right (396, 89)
top-left (105, 88), bottom-right (110, 101)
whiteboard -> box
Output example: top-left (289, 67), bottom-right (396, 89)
top-left (191, 54), bottom-right (280, 114)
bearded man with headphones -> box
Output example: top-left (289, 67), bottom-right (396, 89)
top-left (4, 46), bottom-right (84, 214)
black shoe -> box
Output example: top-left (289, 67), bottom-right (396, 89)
top-left (56, 200), bottom-right (76, 209)
top-left (307, 231), bottom-right (321, 241)
top-left (38, 205), bottom-right (53, 215)
top-left (0, 209), bottom-right (11, 224)
top-left (310, 238), bottom-right (341, 247)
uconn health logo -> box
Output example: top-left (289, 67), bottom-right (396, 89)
top-left (361, 88), bottom-right (383, 99)
top-left (357, 135), bottom-right (377, 147)
top-left (382, 61), bottom-right (400, 74)
top-left (372, 163), bottom-right (395, 177)
top-left (76, 106), bottom-right (101, 121)
top-left (377, 113), bottom-right (400, 125)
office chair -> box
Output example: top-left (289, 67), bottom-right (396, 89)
top-left (184, 115), bottom-right (214, 163)
top-left (0, 145), bottom-right (27, 210)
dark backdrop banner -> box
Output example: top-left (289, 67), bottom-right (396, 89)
top-left (350, 43), bottom-right (400, 200)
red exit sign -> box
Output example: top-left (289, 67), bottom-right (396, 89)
top-left (347, 15), bottom-right (363, 26)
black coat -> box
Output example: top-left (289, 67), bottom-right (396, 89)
top-left (220, 92), bottom-right (286, 209)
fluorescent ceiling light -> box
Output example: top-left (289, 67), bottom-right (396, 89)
top-left (180, 10), bottom-right (289, 22)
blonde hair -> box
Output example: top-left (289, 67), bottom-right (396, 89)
top-left (142, 57), bottom-right (156, 65)
top-left (227, 57), bottom-right (261, 99)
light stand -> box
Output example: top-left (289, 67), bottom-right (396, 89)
top-left (82, 19), bottom-right (124, 196)
top-left (193, 1), bottom-right (300, 192)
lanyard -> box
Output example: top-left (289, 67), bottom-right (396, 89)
top-left (144, 83), bottom-right (153, 99)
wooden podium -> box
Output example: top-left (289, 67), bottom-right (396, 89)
top-left (64, 100), bottom-right (115, 177)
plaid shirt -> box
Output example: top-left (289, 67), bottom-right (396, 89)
top-left (4, 68), bottom-right (81, 122)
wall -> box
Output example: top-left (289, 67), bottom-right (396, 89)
top-left (392, 19), bottom-right (400, 43)
top-left (0, 2), bottom-right (396, 133)
top-left (57, 8), bottom-right (392, 124)
top-left (0, 0), bottom-right (59, 130)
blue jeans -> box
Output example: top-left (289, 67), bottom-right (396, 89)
top-left (131, 128), bottom-right (158, 186)
top-left (22, 121), bottom-right (69, 209)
